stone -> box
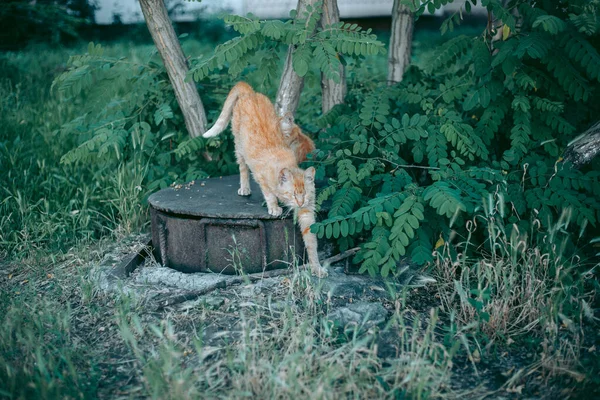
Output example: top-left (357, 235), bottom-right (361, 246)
top-left (317, 267), bottom-right (392, 299)
top-left (236, 277), bottom-right (281, 297)
top-left (268, 300), bottom-right (294, 313)
top-left (203, 296), bottom-right (226, 309)
top-left (175, 295), bottom-right (224, 311)
top-left (132, 263), bottom-right (231, 291)
top-left (326, 301), bottom-right (388, 329)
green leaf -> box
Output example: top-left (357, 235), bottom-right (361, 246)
top-left (423, 181), bottom-right (466, 218)
top-left (532, 15), bottom-right (567, 35)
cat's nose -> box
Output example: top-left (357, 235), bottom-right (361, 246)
top-left (296, 196), bottom-right (304, 206)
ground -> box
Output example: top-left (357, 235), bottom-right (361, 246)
top-left (1, 234), bottom-right (592, 398)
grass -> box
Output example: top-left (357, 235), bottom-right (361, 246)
top-left (0, 22), bottom-right (598, 399)
top-left (1, 246), bottom-right (456, 399)
top-left (2, 219), bottom-right (594, 398)
top-left (0, 45), bottom-right (136, 261)
top-left (434, 204), bottom-right (596, 388)
top-left (114, 270), bottom-right (452, 399)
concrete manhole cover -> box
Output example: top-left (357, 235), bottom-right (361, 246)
top-left (148, 175), bottom-right (305, 274)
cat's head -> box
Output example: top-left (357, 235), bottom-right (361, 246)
top-left (278, 166), bottom-right (316, 209)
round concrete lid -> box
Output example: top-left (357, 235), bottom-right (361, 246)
top-left (148, 175), bottom-right (281, 219)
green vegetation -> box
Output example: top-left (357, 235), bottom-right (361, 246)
top-left (0, 0), bottom-right (97, 49)
top-left (1, 0), bottom-right (599, 397)
top-left (312, 0), bottom-right (600, 278)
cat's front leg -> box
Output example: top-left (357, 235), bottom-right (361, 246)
top-left (264, 192), bottom-right (282, 217)
top-left (297, 208), bottom-right (328, 278)
top-left (309, 258), bottom-right (328, 278)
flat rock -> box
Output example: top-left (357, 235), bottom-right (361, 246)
top-left (316, 267), bottom-right (392, 299)
top-left (132, 264), bottom-right (231, 291)
top-left (326, 301), bottom-right (388, 329)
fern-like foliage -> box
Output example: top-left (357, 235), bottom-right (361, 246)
top-left (311, 0), bottom-right (600, 275)
top-left (52, 42), bottom-right (226, 191)
top-left (54, 1), bottom-right (600, 277)
top-left (188, 3), bottom-right (385, 85)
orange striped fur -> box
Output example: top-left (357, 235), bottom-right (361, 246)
top-left (203, 82), bottom-right (327, 277)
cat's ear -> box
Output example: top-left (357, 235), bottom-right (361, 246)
top-left (304, 166), bottom-right (315, 183)
top-left (279, 168), bottom-right (292, 184)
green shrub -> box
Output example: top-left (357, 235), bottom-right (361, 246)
top-left (312, 0), bottom-right (600, 276)
top-left (53, 0), bottom-right (600, 278)
top-left (53, 2), bottom-right (387, 191)
top-left (0, 0), bottom-right (96, 49)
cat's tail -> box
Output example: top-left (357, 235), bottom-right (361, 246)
top-left (203, 82), bottom-right (253, 138)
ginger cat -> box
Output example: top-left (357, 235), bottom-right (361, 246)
top-left (203, 82), bottom-right (327, 278)
top-left (278, 112), bottom-right (316, 163)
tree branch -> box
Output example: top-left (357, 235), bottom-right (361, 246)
top-left (563, 121), bottom-right (600, 168)
top-left (387, 0), bottom-right (414, 85)
top-left (320, 0), bottom-right (346, 113)
top-left (275, 0), bottom-right (320, 117)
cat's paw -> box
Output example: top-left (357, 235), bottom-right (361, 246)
top-left (238, 187), bottom-right (251, 196)
top-left (268, 206), bottom-right (283, 217)
top-left (310, 263), bottom-right (328, 278)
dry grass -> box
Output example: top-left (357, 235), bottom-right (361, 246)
top-left (113, 266), bottom-right (454, 399)
top-left (432, 199), bottom-right (597, 388)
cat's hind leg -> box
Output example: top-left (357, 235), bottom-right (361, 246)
top-left (237, 152), bottom-right (252, 196)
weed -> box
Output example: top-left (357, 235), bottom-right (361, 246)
top-left (433, 194), bottom-right (597, 385)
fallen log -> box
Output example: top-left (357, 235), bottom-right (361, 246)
top-left (563, 121), bottom-right (600, 169)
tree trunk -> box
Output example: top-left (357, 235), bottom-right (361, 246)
top-left (319, 0), bottom-right (346, 113)
top-left (387, 0), bottom-right (414, 85)
top-left (139, 0), bottom-right (207, 137)
top-left (275, 0), bottom-right (319, 117)
top-left (564, 121), bottom-right (600, 168)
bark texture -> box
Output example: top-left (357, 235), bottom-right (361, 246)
top-left (387, 0), bottom-right (414, 85)
top-left (275, 0), bottom-right (319, 117)
top-left (564, 121), bottom-right (600, 168)
top-left (139, 0), bottom-right (207, 137)
top-left (319, 0), bottom-right (346, 113)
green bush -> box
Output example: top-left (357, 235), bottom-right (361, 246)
top-left (0, 0), bottom-right (96, 49)
top-left (311, 0), bottom-right (600, 276)
top-left (53, 0), bottom-right (600, 278)
top-left (53, 3), bottom-right (387, 190)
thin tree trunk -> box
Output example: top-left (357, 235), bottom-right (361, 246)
top-left (387, 0), bottom-right (414, 85)
top-left (275, 0), bottom-right (319, 117)
top-left (319, 0), bottom-right (346, 113)
top-left (139, 0), bottom-right (207, 137)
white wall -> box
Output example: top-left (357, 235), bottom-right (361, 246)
top-left (94, 0), bottom-right (484, 25)
top-left (94, 0), bottom-right (240, 24)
